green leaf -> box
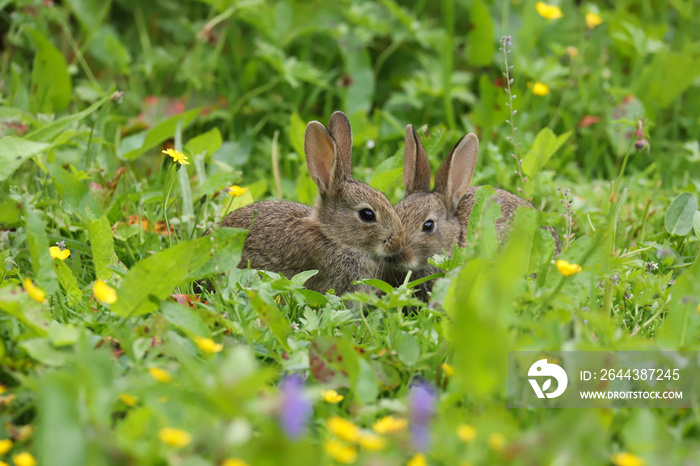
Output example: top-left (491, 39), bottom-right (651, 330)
top-left (47, 322), bottom-right (79, 347)
top-left (161, 300), bottom-right (211, 338)
top-left (309, 336), bottom-right (360, 388)
top-left (26, 29), bottom-right (72, 113)
top-left (88, 216), bottom-right (117, 281)
top-left (0, 286), bottom-right (50, 336)
top-left (186, 128), bottom-right (223, 157)
top-left (339, 34), bottom-right (374, 115)
top-left (467, 0), bottom-right (495, 66)
top-left (664, 192), bottom-right (698, 236)
top-left (0, 137), bottom-right (49, 181)
top-left (694, 211), bottom-right (700, 238)
top-left (397, 334), bottom-right (419, 367)
top-left (25, 209), bottom-right (58, 294)
top-left (54, 260), bottom-right (82, 305)
top-left (49, 165), bottom-right (103, 218)
top-left (111, 228), bottom-right (246, 317)
top-left (464, 186), bottom-right (501, 259)
top-left (64, 0), bottom-right (109, 34)
top-left (289, 112), bottom-right (306, 161)
top-left (657, 251), bottom-right (700, 348)
top-left (21, 338), bottom-right (70, 367)
top-left (117, 108), bottom-right (202, 160)
top-left (26, 96), bottom-right (109, 142)
top-left (521, 128), bottom-right (572, 178)
top-left (369, 168), bottom-right (403, 193)
top-left (295, 170), bottom-right (318, 206)
top-left (246, 290), bottom-right (290, 350)
top-left (355, 358), bottom-right (379, 404)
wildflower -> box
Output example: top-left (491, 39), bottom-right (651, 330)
top-left (556, 260), bottom-right (582, 277)
top-left (457, 424), bottom-right (477, 442)
top-left (158, 427), bottom-right (192, 448)
top-left (278, 374), bottom-right (312, 439)
top-left (585, 12), bottom-right (603, 29)
top-left (12, 453), bottom-right (36, 466)
top-left (0, 385), bottom-right (4, 394)
top-left (697, 304), bottom-right (700, 314)
top-left (489, 432), bottom-right (506, 451)
top-left (149, 367), bottom-right (173, 383)
top-left (366, 140), bottom-right (375, 149)
top-left (194, 336), bottom-right (223, 354)
top-left (49, 246), bottom-right (70, 261)
top-left (0, 439), bottom-right (12, 455)
top-left (324, 440), bottom-right (357, 464)
top-left (442, 363), bottom-right (455, 377)
top-left (532, 82), bottom-right (550, 96)
top-left (535, 2), bottom-right (563, 19)
top-left (22, 278), bottom-right (45, 303)
top-left (13, 427), bottom-right (32, 443)
top-left (612, 452), bottom-right (645, 466)
top-left (357, 432), bottom-right (386, 451)
top-left (409, 383), bottom-right (435, 452)
top-left (373, 416), bottom-right (408, 435)
top-left (227, 185), bottom-right (246, 197)
top-left (162, 148), bottom-right (190, 165)
top-left (93, 280), bottom-right (117, 304)
top-left (110, 90), bottom-right (124, 103)
top-left (566, 46), bottom-right (579, 59)
top-left (119, 393), bottom-right (138, 407)
top-left (322, 389), bottom-right (344, 404)
top-left (222, 460), bottom-right (250, 466)
top-left (327, 416), bottom-right (360, 442)
top-left (407, 453), bottom-right (427, 466)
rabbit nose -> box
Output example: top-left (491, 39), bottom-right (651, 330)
top-left (383, 232), bottom-right (405, 254)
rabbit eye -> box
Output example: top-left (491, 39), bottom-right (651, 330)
top-left (358, 208), bottom-right (376, 223)
top-left (422, 220), bottom-right (435, 232)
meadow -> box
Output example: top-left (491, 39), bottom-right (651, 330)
top-left (1, 0), bottom-right (700, 465)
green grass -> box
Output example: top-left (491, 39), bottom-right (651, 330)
top-left (1, 0), bottom-right (700, 465)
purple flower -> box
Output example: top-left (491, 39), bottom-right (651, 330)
top-left (277, 374), bottom-right (311, 439)
top-left (409, 382), bottom-right (436, 452)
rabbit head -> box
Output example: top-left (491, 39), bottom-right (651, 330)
top-left (306, 111), bottom-right (406, 259)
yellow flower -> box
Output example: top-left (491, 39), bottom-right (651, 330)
top-left (556, 260), bottom-right (582, 277)
top-left (532, 82), bottom-right (550, 96)
top-left (93, 280), bottom-right (117, 304)
top-left (535, 1), bottom-right (563, 19)
top-left (407, 453), bottom-right (427, 466)
top-left (49, 246), bottom-right (70, 261)
top-left (0, 385), bottom-right (4, 394)
top-left (585, 12), bottom-right (603, 29)
top-left (697, 303), bottom-right (700, 314)
top-left (162, 148), bottom-right (190, 165)
top-left (1, 461), bottom-right (9, 466)
top-left (322, 389), bottom-right (344, 404)
top-left (222, 460), bottom-right (250, 466)
top-left (566, 46), bottom-right (579, 59)
top-left (324, 440), bottom-right (357, 464)
top-left (357, 432), bottom-right (386, 451)
top-left (11, 453), bottom-right (36, 466)
top-left (119, 393), bottom-right (138, 407)
top-left (159, 427), bottom-right (192, 448)
top-left (327, 416), bottom-right (359, 442)
top-left (227, 185), bottom-right (247, 197)
top-left (23, 278), bottom-right (45, 303)
top-left (194, 336), bottom-right (223, 354)
top-left (372, 416), bottom-right (408, 435)
top-left (489, 432), bottom-right (506, 451)
top-left (457, 424), bottom-right (477, 442)
top-left (612, 452), bottom-right (645, 466)
top-left (0, 439), bottom-right (13, 455)
top-left (442, 363), bottom-right (455, 377)
top-left (149, 367), bottom-right (173, 383)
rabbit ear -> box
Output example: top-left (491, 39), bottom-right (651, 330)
top-left (327, 111), bottom-right (353, 185)
top-left (403, 124), bottom-right (432, 194)
top-left (433, 133), bottom-right (479, 212)
top-left (305, 121), bottom-right (337, 192)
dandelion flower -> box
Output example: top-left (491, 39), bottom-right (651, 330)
top-left (49, 246), bottom-right (70, 261)
top-left (93, 280), bottom-right (117, 304)
top-left (149, 367), bottom-right (172, 383)
top-left (322, 389), bottom-right (344, 404)
top-left (158, 427), bottom-right (192, 448)
top-left (327, 416), bottom-right (359, 442)
top-left (407, 453), bottom-right (427, 466)
top-left (612, 452), bottom-right (645, 466)
top-left (194, 336), bottom-right (223, 354)
top-left (585, 12), bottom-right (603, 29)
top-left (23, 278), bottom-right (45, 303)
top-left (222, 459), bottom-right (250, 466)
top-left (457, 424), bottom-right (477, 442)
top-left (536, 1), bottom-right (563, 19)
top-left (372, 415), bottom-right (408, 435)
top-left (227, 185), bottom-right (247, 197)
top-left (162, 148), bottom-right (190, 165)
top-left (442, 363), bottom-right (455, 377)
top-left (357, 432), bottom-right (386, 451)
top-left (556, 260), bottom-right (582, 277)
top-left (0, 439), bottom-right (13, 455)
top-left (324, 440), bottom-right (357, 464)
top-left (119, 393), bottom-right (138, 407)
top-left (11, 453), bottom-right (36, 466)
top-left (532, 82), bottom-right (550, 96)
top-left (489, 432), bottom-right (506, 451)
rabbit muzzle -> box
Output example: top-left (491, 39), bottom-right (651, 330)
top-left (381, 230), bottom-right (406, 256)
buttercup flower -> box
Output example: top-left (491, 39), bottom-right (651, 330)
top-left (278, 374), bottom-right (312, 439)
top-left (324, 440), bottom-right (357, 464)
top-left (556, 260), bottom-right (582, 277)
top-left (357, 432), bottom-right (386, 451)
top-left (322, 389), bottom-right (344, 404)
top-left (536, 2), bottom-right (563, 19)
top-left (372, 416), bottom-right (408, 434)
top-left (221, 459), bottom-right (250, 466)
top-left (23, 278), bottom-right (45, 303)
top-left (149, 367), bottom-right (173, 383)
top-left (696, 303), bottom-right (700, 314)
top-left (532, 82), bottom-right (550, 96)
top-left (0, 439), bottom-right (12, 455)
top-left (407, 453), bottom-right (427, 466)
top-left (162, 148), bottom-right (190, 165)
top-left (93, 280), bottom-right (117, 304)
top-left (159, 427), bottom-right (192, 448)
top-left (194, 336), bottom-right (223, 353)
top-left (119, 393), bottom-right (138, 406)
top-left (227, 185), bottom-right (247, 197)
top-left (0, 385), bottom-right (5, 394)
top-left (12, 453), bottom-right (36, 466)
top-left (612, 452), bottom-right (645, 466)
top-left (442, 363), bottom-right (455, 377)
top-left (489, 432), bottom-right (506, 451)
top-left (49, 246), bottom-right (70, 261)
top-left (327, 416), bottom-right (359, 442)
top-left (585, 12), bottom-right (603, 29)
top-left (457, 424), bottom-right (477, 442)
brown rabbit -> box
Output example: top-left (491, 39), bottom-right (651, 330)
top-left (379, 125), bottom-right (561, 298)
top-left (218, 111), bottom-right (406, 296)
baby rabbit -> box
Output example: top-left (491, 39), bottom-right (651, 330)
top-left (379, 125), bottom-right (561, 298)
top-left (219, 111), bottom-right (406, 296)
